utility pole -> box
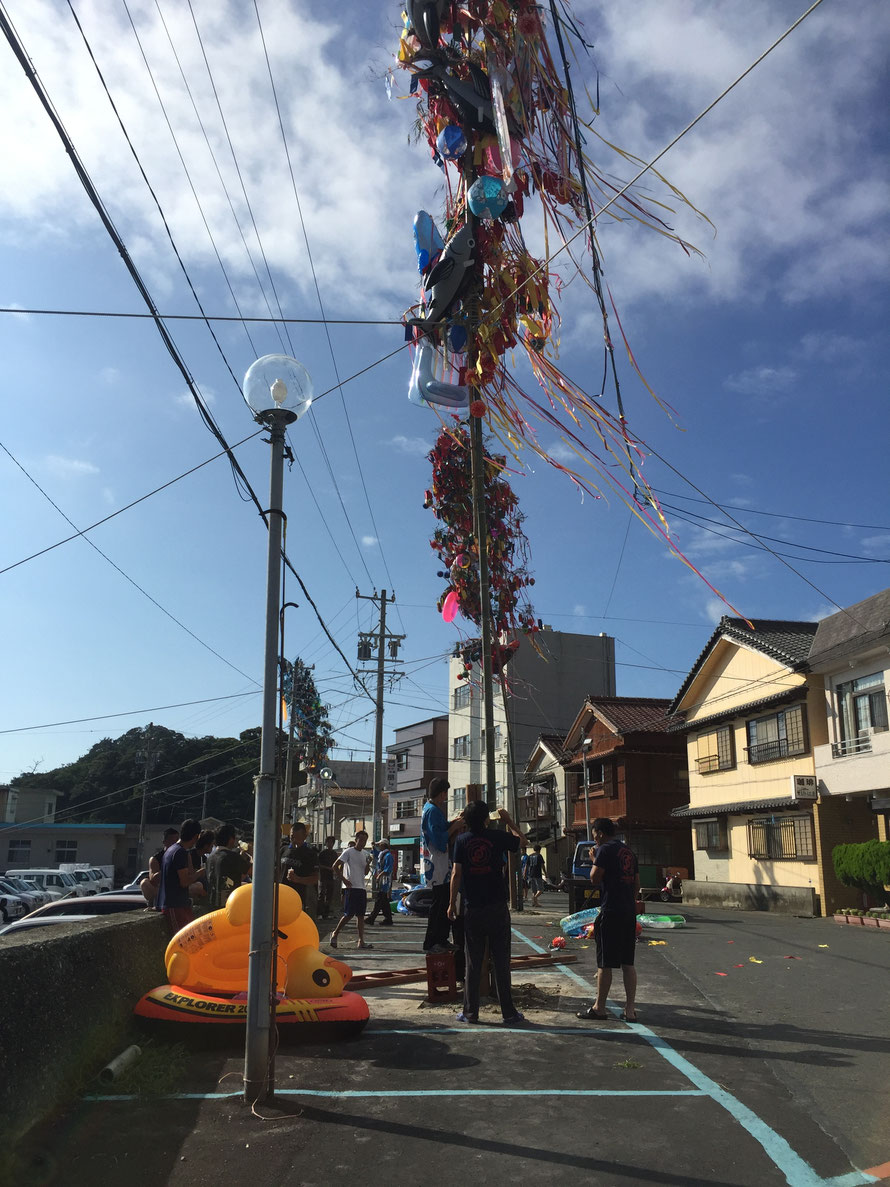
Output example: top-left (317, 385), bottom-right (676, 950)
top-left (356, 589), bottom-right (404, 843)
top-left (137, 722), bottom-right (154, 867)
top-left (201, 774), bottom-right (210, 822)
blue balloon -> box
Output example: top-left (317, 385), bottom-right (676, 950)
top-left (468, 174), bottom-right (508, 221)
top-left (413, 210), bottom-right (445, 274)
top-left (436, 124), bottom-right (467, 161)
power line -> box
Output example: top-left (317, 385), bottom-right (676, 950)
top-left (0, 440), bottom-right (260, 685)
top-left (0, 691), bottom-right (259, 735)
top-left (651, 488), bottom-right (890, 533)
top-left (0, 307), bottom-right (399, 325)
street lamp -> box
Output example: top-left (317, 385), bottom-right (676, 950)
top-left (582, 737), bottom-right (592, 840)
top-left (242, 354), bottom-right (312, 1106)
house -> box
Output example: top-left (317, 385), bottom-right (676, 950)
top-left (808, 589), bottom-right (889, 907)
top-left (0, 785), bottom-right (60, 825)
top-left (521, 733), bottom-right (573, 876)
top-left (299, 760), bottom-right (374, 848)
top-left (668, 616), bottom-right (843, 915)
top-left (385, 715), bottom-right (449, 877)
top-left (447, 627), bottom-right (616, 820)
top-left (560, 697), bottom-right (691, 883)
top-left (2, 820), bottom-right (173, 884)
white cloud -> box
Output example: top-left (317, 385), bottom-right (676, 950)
top-left (860, 533), bottom-right (890, 558)
top-left (43, 455), bottom-right (99, 478)
top-left (795, 331), bottom-right (863, 363)
top-left (389, 435), bottom-right (430, 456)
top-left (724, 365), bottom-right (797, 396)
top-left (175, 385), bottom-right (216, 409)
top-left (361, 535), bottom-right (378, 548)
top-left (3, 302), bottom-right (31, 320)
top-left (572, 603), bottom-right (586, 617)
top-left (99, 366), bottom-right (121, 384)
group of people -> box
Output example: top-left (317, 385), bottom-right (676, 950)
top-left (146, 819), bottom-right (253, 935)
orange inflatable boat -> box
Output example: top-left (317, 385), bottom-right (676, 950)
top-left (134, 883), bottom-right (369, 1039)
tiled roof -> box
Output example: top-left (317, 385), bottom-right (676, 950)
top-left (670, 617), bottom-right (819, 712)
top-left (665, 687), bottom-right (803, 732)
top-left (671, 796), bottom-right (802, 818)
top-left (588, 696), bottom-right (681, 735)
top-left (537, 733), bottom-right (571, 763)
top-left (808, 587), bottom-right (890, 667)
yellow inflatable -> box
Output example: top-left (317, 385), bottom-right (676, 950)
top-left (165, 883), bottom-right (324, 995)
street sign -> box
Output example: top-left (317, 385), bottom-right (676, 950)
top-left (791, 775), bottom-right (817, 800)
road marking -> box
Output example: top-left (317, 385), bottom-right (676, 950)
top-left (512, 926), bottom-right (877, 1187)
top-left (85, 1088), bottom-right (708, 1102)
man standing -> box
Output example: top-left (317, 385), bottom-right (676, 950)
top-left (448, 800), bottom-right (529, 1026)
top-left (328, 830), bottom-right (373, 949)
top-left (317, 836), bottom-right (338, 919)
top-left (366, 838), bottom-right (394, 927)
top-left (205, 824), bottom-right (250, 910)
top-left (421, 777), bottom-right (461, 953)
top-left (577, 817), bottom-right (640, 1023)
top-left (280, 821), bottom-right (319, 920)
top-left (526, 845), bottom-right (546, 908)
top-left (156, 818), bottom-right (201, 936)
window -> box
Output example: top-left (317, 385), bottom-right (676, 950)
top-left (55, 840), bottom-right (77, 863)
top-left (453, 735), bottom-right (470, 760)
top-left (45, 801), bottom-right (55, 820)
top-left (632, 832), bottom-right (674, 866)
top-left (127, 846), bottom-right (138, 865)
top-left (452, 786), bottom-right (467, 810)
top-left (747, 815), bottom-right (815, 860)
top-left (395, 751), bottom-right (410, 771)
top-left (836, 673), bottom-right (888, 754)
top-left (453, 684), bottom-right (471, 710)
top-left (7, 839), bottom-right (30, 864)
top-left (694, 819), bottom-right (728, 851)
top-left (696, 725), bottom-right (735, 773)
top-left (395, 799), bottom-right (419, 819)
top-left (746, 705), bottom-right (808, 764)
top-left (481, 726), bottom-right (502, 752)
top-left (582, 759), bottom-right (604, 786)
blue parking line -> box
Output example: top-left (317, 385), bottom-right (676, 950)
top-left (511, 927), bottom-right (876, 1187)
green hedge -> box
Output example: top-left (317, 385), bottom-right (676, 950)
top-left (832, 840), bottom-right (890, 893)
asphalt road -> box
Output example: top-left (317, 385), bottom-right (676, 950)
top-left (10, 897), bottom-right (890, 1187)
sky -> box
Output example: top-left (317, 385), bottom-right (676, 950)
top-left (1, 0), bottom-right (888, 790)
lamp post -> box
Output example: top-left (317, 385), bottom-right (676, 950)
top-left (242, 354), bottom-right (312, 1106)
top-left (582, 736), bottom-right (592, 840)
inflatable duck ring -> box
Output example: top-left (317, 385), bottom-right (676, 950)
top-left (134, 883), bottom-right (369, 1040)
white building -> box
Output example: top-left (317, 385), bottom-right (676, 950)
top-left (446, 627), bottom-right (616, 818)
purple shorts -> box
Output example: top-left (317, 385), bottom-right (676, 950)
top-left (342, 888), bottom-right (367, 918)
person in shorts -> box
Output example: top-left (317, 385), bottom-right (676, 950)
top-left (576, 818), bottom-right (641, 1022)
top-left (525, 845), bottom-right (546, 907)
top-left (328, 831), bottom-right (373, 949)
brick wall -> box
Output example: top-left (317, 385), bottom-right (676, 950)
top-left (814, 795), bottom-right (879, 915)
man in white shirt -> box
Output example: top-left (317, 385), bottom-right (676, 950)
top-left (328, 830), bottom-right (373, 950)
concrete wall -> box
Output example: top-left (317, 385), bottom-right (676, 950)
top-left (1, 912), bottom-right (167, 1144)
top-left (683, 879), bottom-right (817, 916)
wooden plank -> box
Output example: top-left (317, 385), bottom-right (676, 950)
top-left (350, 952), bottom-right (576, 991)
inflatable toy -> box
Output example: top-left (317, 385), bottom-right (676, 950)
top-left (436, 124), bottom-right (467, 162)
top-left (409, 224), bottom-right (475, 332)
top-left (441, 589), bottom-right (459, 623)
top-left (134, 884), bottom-right (369, 1039)
top-left (396, 886), bottom-right (434, 917)
top-left (559, 906), bottom-right (686, 937)
top-left (408, 339), bottom-right (469, 409)
top-left (468, 175), bottom-right (508, 221)
top-left (413, 210), bottom-right (444, 274)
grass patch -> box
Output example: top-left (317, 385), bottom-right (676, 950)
top-left (613, 1058), bottom-right (643, 1070)
top-left (97, 1037), bottom-right (188, 1096)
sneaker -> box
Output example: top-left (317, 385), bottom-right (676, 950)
top-left (357, 941), bottom-right (373, 949)
top-left (328, 936), bottom-right (338, 949)
top-left (456, 1011), bottom-right (478, 1024)
top-left (502, 1012), bottom-right (527, 1027)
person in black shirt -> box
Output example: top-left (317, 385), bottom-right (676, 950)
top-left (448, 800), bottom-right (530, 1026)
top-left (317, 836), bottom-right (338, 919)
top-left (577, 817), bottom-right (641, 1023)
top-left (280, 821), bottom-right (319, 919)
top-left (206, 823), bottom-right (251, 910)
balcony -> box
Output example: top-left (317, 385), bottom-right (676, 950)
top-left (831, 732), bottom-right (873, 759)
top-left (745, 738), bottom-right (806, 765)
top-left (518, 791), bottom-right (556, 823)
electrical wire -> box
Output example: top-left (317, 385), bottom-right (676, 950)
top-left (0, 307), bottom-right (400, 324)
top-left (0, 440), bottom-right (260, 684)
top-left (0, 691), bottom-right (260, 736)
top-left (651, 489), bottom-right (890, 533)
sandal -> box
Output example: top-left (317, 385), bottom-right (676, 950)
top-left (576, 1006), bottom-right (609, 1020)
top-left (620, 1011), bottom-right (639, 1022)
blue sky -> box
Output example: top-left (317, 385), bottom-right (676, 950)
top-left (1, 0), bottom-right (888, 783)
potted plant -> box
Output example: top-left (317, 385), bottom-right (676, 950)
top-left (862, 911), bottom-right (880, 928)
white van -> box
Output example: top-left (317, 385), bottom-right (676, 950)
top-left (14, 869), bottom-right (85, 898)
top-left (60, 863), bottom-right (112, 893)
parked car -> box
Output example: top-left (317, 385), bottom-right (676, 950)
top-left (121, 870), bottom-right (150, 893)
top-left (12, 869), bottom-right (85, 898)
top-left (0, 890), bottom-right (26, 924)
top-left (0, 876), bottom-right (45, 912)
top-left (60, 864), bottom-right (112, 892)
top-left (1, 895), bottom-right (149, 933)
top-left (0, 914), bottom-right (98, 937)
top-left (87, 868), bottom-right (113, 892)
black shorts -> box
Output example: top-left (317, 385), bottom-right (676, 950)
top-left (594, 912), bottom-right (636, 968)
top-left (342, 888), bottom-right (367, 918)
